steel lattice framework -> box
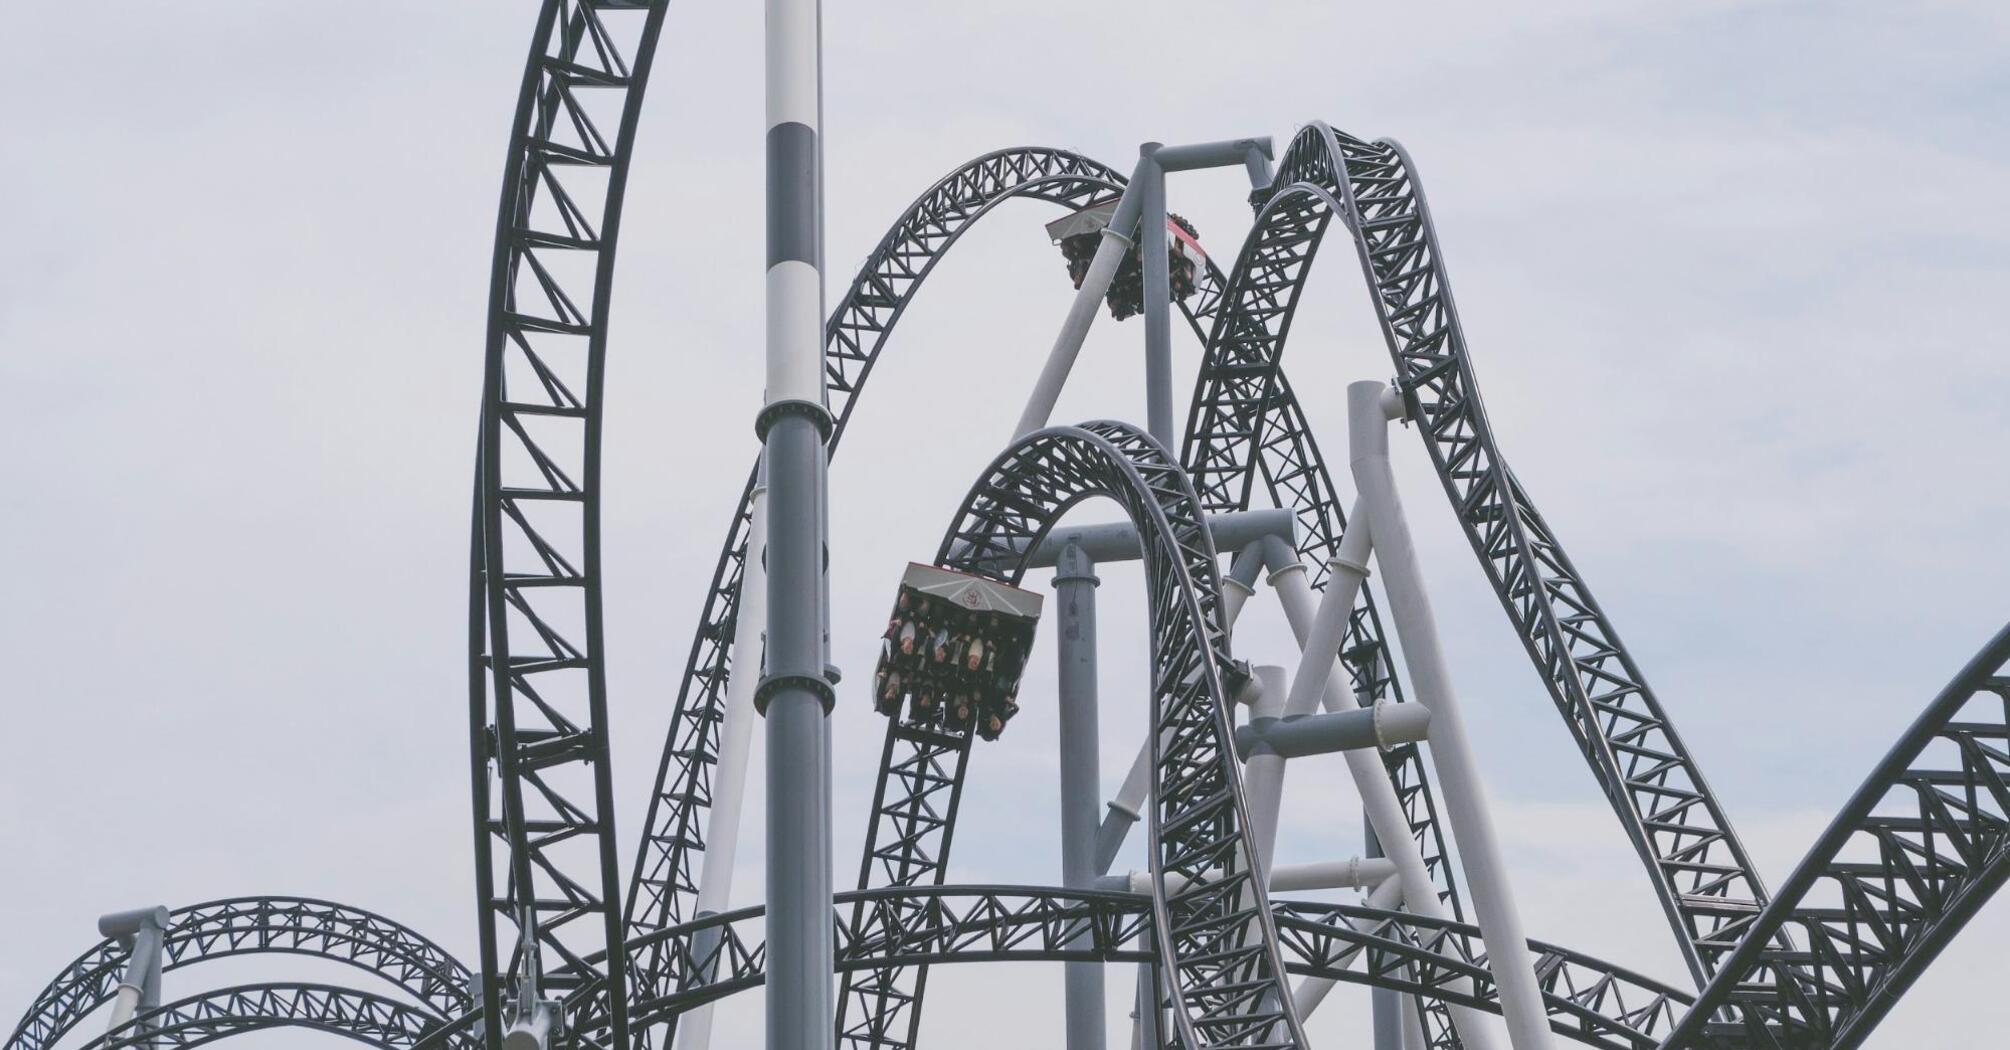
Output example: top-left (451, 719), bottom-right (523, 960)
top-left (840, 422), bottom-right (1309, 1049)
top-left (74, 984), bottom-right (477, 1050)
top-left (10, 0), bottom-right (2003, 1042)
top-left (6, 897), bottom-right (471, 1050)
top-left (1184, 121), bottom-right (1771, 985)
top-left (467, 5), bottom-right (669, 1050)
top-left (1664, 625), bottom-right (2010, 1050)
top-left (605, 887), bottom-right (1692, 1050)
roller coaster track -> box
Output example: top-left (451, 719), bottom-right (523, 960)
top-left (1661, 624), bottom-right (2010, 1050)
top-left (74, 984), bottom-right (477, 1050)
top-left (839, 422), bottom-right (1308, 1049)
top-left (593, 886), bottom-right (1689, 1050)
top-left (466, 4), bottom-right (669, 1050)
top-left (1184, 121), bottom-right (1769, 985)
top-left (7, 897), bottom-right (470, 1050)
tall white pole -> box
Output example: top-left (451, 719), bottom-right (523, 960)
top-left (760, 1), bottom-right (834, 1048)
top-left (1348, 381), bottom-right (1553, 1050)
top-left (677, 480), bottom-right (769, 1050)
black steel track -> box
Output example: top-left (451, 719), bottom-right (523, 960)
top-left (595, 885), bottom-right (1693, 1050)
top-left (7, 897), bottom-right (470, 1050)
top-left (467, 5), bottom-right (670, 1050)
top-left (76, 984), bottom-right (477, 1050)
top-left (1183, 121), bottom-right (1769, 985)
top-left (1661, 623), bottom-right (2010, 1050)
top-left (840, 422), bottom-right (1308, 1050)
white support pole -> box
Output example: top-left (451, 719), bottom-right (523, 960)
top-left (1348, 381), bottom-right (1553, 1050)
top-left (1261, 537), bottom-right (1502, 1050)
top-left (1240, 664), bottom-right (1291, 867)
top-left (676, 480), bottom-right (769, 1050)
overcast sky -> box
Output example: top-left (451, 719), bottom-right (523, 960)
top-left (3, 2), bottom-right (2006, 1048)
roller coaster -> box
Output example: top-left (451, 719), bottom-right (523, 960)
top-left (10, 4), bottom-right (2005, 1050)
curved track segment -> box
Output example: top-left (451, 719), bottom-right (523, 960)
top-left (840, 423), bottom-right (1307, 1050)
top-left (79, 984), bottom-right (478, 1050)
top-left (7, 897), bottom-right (470, 1050)
top-left (625, 148), bottom-right (1173, 947)
top-left (1663, 624), bottom-right (2010, 1050)
top-left (1187, 121), bottom-right (1766, 983)
top-left (605, 886), bottom-right (1690, 1050)
top-left (467, 4), bottom-right (669, 1049)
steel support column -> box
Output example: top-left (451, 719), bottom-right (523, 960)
top-left (760, 1), bottom-right (835, 1048)
top-left (1055, 544), bottom-right (1105, 1050)
top-left (1348, 381), bottom-right (1550, 1050)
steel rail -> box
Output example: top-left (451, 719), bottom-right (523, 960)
top-left (611, 143), bottom-right (1454, 1049)
top-left (1661, 623), bottom-right (2010, 1050)
top-left (838, 423), bottom-right (1308, 1050)
top-left (79, 983), bottom-right (478, 1050)
top-left (571, 885), bottom-right (1692, 1050)
top-left (1182, 121), bottom-right (1768, 985)
top-left (7, 897), bottom-right (470, 1050)
top-left (466, 4), bottom-right (671, 1050)
top-left (625, 147), bottom-right (1180, 950)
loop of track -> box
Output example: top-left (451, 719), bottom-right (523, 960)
top-left (73, 984), bottom-right (477, 1050)
top-left (6, 897), bottom-right (470, 1050)
top-left (1184, 121), bottom-right (1769, 984)
top-left (840, 422), bottom-right (1307, 1049)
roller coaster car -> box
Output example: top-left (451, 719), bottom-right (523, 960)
top-left (1046, 199), bottom-right (1205, 320)
top-left (872, 562), bottom-right (1041, 740)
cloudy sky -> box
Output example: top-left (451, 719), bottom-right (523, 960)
top-left (3, 2), bottom-right (2006, 1047)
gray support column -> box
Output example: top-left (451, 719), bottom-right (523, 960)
top-left (1348, 381), bottom-right (1551, 1050)
top-left (1137, 143), bottom-right (1173, 446)
top-left (1367, 816), bottom-right (1403, 1050)
top-left (1054, 544), bottom-right (1106, 1050)
top-left (760, 1), bottom-right (834, 1049)
top-left (98, 907), bottom-right (168, 1040)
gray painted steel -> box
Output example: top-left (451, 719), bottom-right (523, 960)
top-left (765, 123), bottom-right (820, 267)
top-left (1152, 137), bottom-right (1273, 172)
top-left (1025, 509), bottom-right (1293, 568)
top-left (761, 2), bottom-right (833, 1048)
top-left (1054, 544), bottom-right (1105, 1050)
top-left (759, 418), bottom-right (835, 1050)
top-left (1138, 144), bottom-right (1174, 446)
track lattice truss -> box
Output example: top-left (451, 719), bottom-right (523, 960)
top-left (1185, 122), bottom-right (1770, 984)
top-left (1665, 626), bottom-right (2010, 1050)
top-left (16, 0), bottom-right (1998, 1036)
top-left (614, 888), bottom-right (1690, 1050)
top-left (74, 985), bottom-right (476, 1050)
top-left (839, 422), bottom-right (1309, 1049)
top-left (466, 4), bottom-right (669, 1050)
top-left (5, 897), bottom-right (471, 1050)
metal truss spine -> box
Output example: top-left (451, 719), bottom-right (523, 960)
top-left (7, 897), bottom-right (470, 1050)
top-left (603, 886), bottom-right (1692, 1050)
top-left (468, 4), bottom-right (671, 1050)
top-left (1182, 186), bottom-right (1463, 920)
top-left (625, 150), bottom-right (1154, 966)
top-left (79, 983), bottom-right (479, 1050)
top-left (1663, 623), bottom-right (2010, 1050)
top-left (839, 423), bottom-right (1308, 1050)
top-left (1192, 120), bottom-right (1768, 984)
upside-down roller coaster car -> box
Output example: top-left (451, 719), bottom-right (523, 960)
top-left (1047, 198), bottom-right (1205, 320)
top-left (874, 562), bottom-right (1042, 740)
